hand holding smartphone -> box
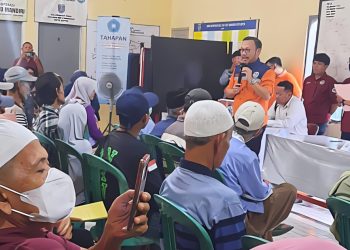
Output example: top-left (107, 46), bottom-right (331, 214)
top-left (127, 154), bottom-right (150, 231)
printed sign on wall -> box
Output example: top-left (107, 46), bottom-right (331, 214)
top-left (35, 0), bottom-right (87, 26)
top-left (0, 0), bottom-right (27, 22)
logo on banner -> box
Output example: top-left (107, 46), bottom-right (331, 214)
top-left (58, 4), bottom-right (65, 13)
top-left (108, 19), bottom-right (120, 33)
top-left (77, 0), bottom-right (86, 3)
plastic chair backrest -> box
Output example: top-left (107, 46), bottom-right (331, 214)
top-left (54, 139), bottom-right (83, 175)
top-left (82, 153), bottom-right (129, 204)
top-left (157, 142), bottom-right (184, 175)
top-left (33, 131), bottom-right (60, 168)
top-left (307, 123), bottom-right (319, 135)
top-left (154, 194), bottom-right (214, 250)
top-left (140, 134), bottom-right (162, 160)
top-left (242, 235), bottom-right (269, 249)
top-left (327, 196), bottom-right (350, 248)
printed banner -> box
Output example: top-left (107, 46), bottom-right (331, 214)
top-left (86, 20), bottom-right (159, 79)
top-left (35, 0), bottom-right (87, 26)
top-left (0, 0), bottom-right (27, 21)
top-left (96, 16), bottom-right (131, 99)
top-left (194, 20), bottom-right (259, 52)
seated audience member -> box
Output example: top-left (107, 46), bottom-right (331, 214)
top-left (338, 76), bottom-right (350, 140)
top-left (3, 66), bottom-right (37, 128)
top-left (64, 70), bottom-right (100, 121)
top-left (0, 119), bottom-right (150, 249)
top-left (96, 89), bottom-right (164, 239)
top-left (219, 101), bottom-right (297, 241)
top-left (302, 53), bottom-right (338, 135)
top-left (66, 77), bottom-right (103, 145)
top-left (252, 236), bottom-right (345, 250)
top-left (329, 171), bottom-right (350, 241)
top-left (0, 93), bottom-right (16, 121)
top-left (160, 100), bottom-right (246, 250)
top-left (151, 88), bottom-right (189, 137)
top-left (58, 102), bottom-right (93, 205)
top-left (268, 81), bottom-right (307, 135)
top-left (34, 72), bottom-right (65, 140)
top-left (266, 57), bottom-right (302, 108)
top-left (13, 42), bottom-right (44, 77)
top-left (219, 50), bottom-right (241, 87)
top-left (161, 88), bottom-right (212, 149)
top-left (123, 87), bottom-right (161, 135)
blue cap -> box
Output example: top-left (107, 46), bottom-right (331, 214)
top-left (0, 95), bottom-right (14, 108)
top-left (128, 86), bottom-right (159, 107)
top-left (116, 90), bottom-right (150, 129)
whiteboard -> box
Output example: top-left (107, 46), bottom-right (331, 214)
top-left (85, 20), bottom-right (160, 79)
top-left (317, 0), bottom-right (350, 82)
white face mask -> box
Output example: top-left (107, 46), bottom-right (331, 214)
top-left (0, 168), bottom-right (76, 223)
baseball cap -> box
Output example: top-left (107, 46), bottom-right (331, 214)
top-left (234, 101), bottom-right (265, 132)
top-left (313, 53), bottom-right (330, 66)
top-left (116, 91), bottom-right (150, 129)
top-left (0, 94), bottom-right (14, 108)
top-left (0, 82), bottom-right (14, 90)
top-left (184, 100), bottom-right (233, 137)
top-left (0, 119), bottom-right (37, 168)
top-left (184, 88), bottom-right (212, 112)
top-left (4, 66), bottom-right (37, 83)
top-left (166, 88), bottom-right (189, 109)
top-left (128, 86), bottom-right (159, 107)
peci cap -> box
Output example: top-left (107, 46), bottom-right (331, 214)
top-left (166, 88), bottom-right (189, 109)
top-left (184, 100), bottom-right (233, 137)
top-left (4, 66), bottom-right (37, 83)
top-left (184, 88), bottom-right (212, 112)
top-left (234, 101), bottom-right (265, 132)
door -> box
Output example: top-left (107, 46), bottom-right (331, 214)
top-left (0, 21), bottom-right (21, 69)
top-left (38, 23), bottom-right (80, 84)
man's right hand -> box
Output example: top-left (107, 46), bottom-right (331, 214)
top-left (232, 86), bottom-right (241, 96)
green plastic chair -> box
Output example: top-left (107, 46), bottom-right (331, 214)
top-left (140, 134), bottom-right (162, 160)
top-left (33, 131), bottom-right (60, 168)
top-left (154, 194), bottom-right (214, 250)
top-left (82, 153), bottom-right (158, 247)
top-left (54, 139), bottom-right (83, 175)
top-left (242, 235), bottom-right (270, 249)
top-left (327, 196), bottom-right (350, 249)
top-left (157, 141), bottom-right (184, 175)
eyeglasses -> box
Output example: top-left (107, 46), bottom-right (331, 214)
top-left (240, 48), bottom-right (251, 54)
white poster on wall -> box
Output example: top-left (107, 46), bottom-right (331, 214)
top-left (96, 16), bottom-right (130, 97)
top-left (35, 0), bottom-right (87, 26)
top-left (0, 0), bottom-right (27, 21)
top-left (86, 20), bottom-right (159, 79)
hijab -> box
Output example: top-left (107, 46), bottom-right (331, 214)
top-left (66, 77), bottom-right (96, 107)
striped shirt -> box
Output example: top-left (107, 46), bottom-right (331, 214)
top-left (160, 159), bottom-right (246, 250)
top-left (5, 104), bottom-right (28, 128)
top-left (34, 105), bottom-right (59, 140)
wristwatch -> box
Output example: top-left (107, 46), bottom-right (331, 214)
top-left (250, 78), bottom-right (260, 85)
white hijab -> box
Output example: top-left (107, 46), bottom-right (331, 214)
top-left (57, 102), bottom-right (92, 154)
top-left (65, 77), bottom-right (96, 107)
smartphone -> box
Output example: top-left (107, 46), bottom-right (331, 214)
top-left (127, 154), bottom-right (150, 231)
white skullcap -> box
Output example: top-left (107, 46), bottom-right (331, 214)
top-left (0, 119), bottom-right (37, 168)
top-left (234, 101), bottom-right (265, 131)
top-left (184, 100), bottom-right (233, 137)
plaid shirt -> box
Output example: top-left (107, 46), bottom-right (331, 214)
top-left (34, 105), bottom-right (59, 140)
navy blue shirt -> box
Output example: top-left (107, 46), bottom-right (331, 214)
top-left (151, 116), bottom-right (177, 137)
top-left (160, 159), bottom-right (246, 249)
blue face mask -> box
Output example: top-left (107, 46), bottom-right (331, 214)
top-left (0, 168), bottom-right (76, 223)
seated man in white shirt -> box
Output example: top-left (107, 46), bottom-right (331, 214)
top-left (268, 81), bottom-right (308, 135)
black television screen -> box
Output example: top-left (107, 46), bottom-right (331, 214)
top-left (151, 36), bottom-right (231, 111)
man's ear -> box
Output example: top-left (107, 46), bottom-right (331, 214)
top-left (0, 191), bottom-right (12, 215)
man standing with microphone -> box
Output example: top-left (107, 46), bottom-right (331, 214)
top-left (224, 36), bottom-right (275, 155)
